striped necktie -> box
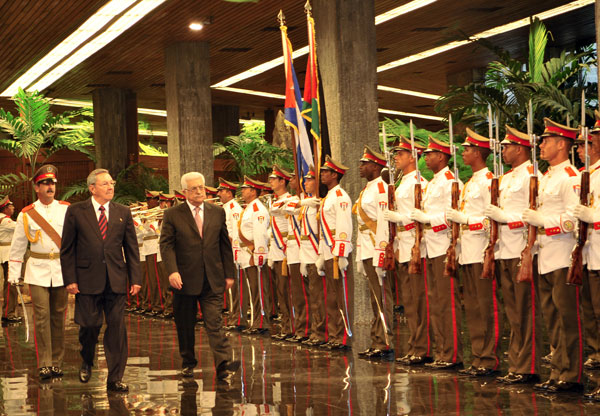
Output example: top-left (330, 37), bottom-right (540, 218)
top-left (98, 206), bottom-right (107, 240)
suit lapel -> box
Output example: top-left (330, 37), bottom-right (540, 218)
top-left (202, 203), bottom-right (211, 238)
top-left (180, 203), bottom-right (200, 236)
top-left (83, 198), bottom-right (103, 241)
top-left (107, 202), bottom-right (121, 238)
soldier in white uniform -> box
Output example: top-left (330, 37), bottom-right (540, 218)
top-left (8, 165), bottom-right (69, 379)
top-left (267, 165), bottom-right (293, 340)
top-left (238, 176), bottom-right (271, 334)
top-left (0, 196), bottom-right (20, 324)
top-left (127, 207), bottom-right (146, 313)
top-left (485, 125), bottom-right (543, 384)
top-left (383, 137), bottom-right (432, 365)
top-left (446, 129), bottom-right (502, 377)
top-left (317, 156), bottom-right (353, 350)
top-left (354, 146), bottom-right (393, 360)
top-left (218, 177), bottom-right (247, 330)
top-left (524, 118), bottom-right (583, 394)
top-left (573, 114), bottom-right (600, 400)
top-left (410, 137), bottom-right (464, 369)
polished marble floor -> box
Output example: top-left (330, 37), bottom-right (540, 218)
top-left (1, 298), bottom-right (600, 415)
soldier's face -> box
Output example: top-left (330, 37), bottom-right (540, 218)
top-left (35, 179), bottom-right (56, 202)
top-left (461, 146), bottom-right (477, 166)
top-left (593, 134), bottom-right (600, 154)
top-left (241, 187), bottom-right (256, 203)
top-left (539, 136), bottom-right (561, 161)
top-left (147, 197), bottom-right (159, 209)
top-left (502, 144), bottom-right (518, 165)
top-left (394, 150), bottom-right (412, 171)
top-left (217, 188), bottom-right (231, 203)
top-left (2, 205), bottom-right (14, 217)
top-left (424, 152), bottom-right (439, 171)
top-left (305, 178), bottom-right (316, 194)
top-left (269, 177), bottom-right (285, 192)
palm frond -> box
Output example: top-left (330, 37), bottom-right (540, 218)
top-left (0, 172), bottom-right (29, 196)
top-left (60, 181), bottom-right (90, 201)
top-left (528, 17), bottom-right (548, 83)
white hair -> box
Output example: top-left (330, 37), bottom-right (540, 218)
top-left (87, 168), bottom-right (110, 186)
top-left (181, 172), bottom-right (205, 190)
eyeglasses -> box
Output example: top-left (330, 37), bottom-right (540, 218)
top-left (187, 185), bottom-right (205, 193)
top-left (95, 181), bottom-right (116, 187)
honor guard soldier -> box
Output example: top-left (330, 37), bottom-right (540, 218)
top-left (383, 137), bottom-right (432, 365)
top-left (174, 190), bottom-right (186, 205)
top-left (446, 129), bottom-right (502, 377)
top-left (238, 176), bottom-right (271, 334)
top-left (318, 156), bottom-right (354, 350)
top-left (205, 186), bottom-right (219, 203)
top-left (485, 125), bottom-right (543, 384)
top-left (128, 205), bottom-right (147, 313)
top-left (574, 112), bottom-right (600, 400)
top-left (286, 171), bottom-right (310, 343)
top-left (217, 177), bottom-right (247, 330)
top-left (410, 136), bottom-right (464, 369)
top-left (1, 196), bottom-right (20, 324)
top-left (354, 146), bottom-right (393, 360)
top-left (138, 190), bottom-right (160, 313)
top-left (8, 165), bottom-right (69, 379)
top-left (159, 193), bottom-right (175, 209)
top-left (141, 191), bottom-right (165, 317)
top-left (267, 165), bottom-right (294, 340)
top-left (522, 118), bottom-right (583, 394)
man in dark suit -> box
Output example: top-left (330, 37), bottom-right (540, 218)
top-left (60, 168), bottom-right (141, 393)
top-left (159, 171), bottom-right (239, 381)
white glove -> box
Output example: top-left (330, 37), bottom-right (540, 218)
top-left (410, 209), bottom-right (431, 224)
top-left (383, 209), bottom-right (405, 224)
top-left (356, 259), bottom-right (365, 276)
top-left (300, 262), bottom-right (308, 277)
top-left (446, 209), bottom-right (468, 225)
top-left (315, 256), bottom-right (325, 273)
top-left (268, 258), bottom-right (274, 269)
top-left (375, 267), bottom-right (386, 286)
top-left (7, 273), bottom-right (19, 285)
top-left (574, 204), bottom-right (597, 224)
top-left (338, 256), bottom-right (348, 274)
top-left (522, 209), bottom-right (545, 227)
top-left (300, 197), bottom-right (320, 208)
top-left (484, 204), bottom-right (508, 223)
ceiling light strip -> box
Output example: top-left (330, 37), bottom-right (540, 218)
top-left (379, 108), bottom-right (443, 121)
top-left (27, 0), bottom-right (166, 93)
top-left (378, 0), bottom-right (595, 72)
top-left (377, 85), bottom-right (440, 100)
top-left (213, 86), bottom-right (286, 99)
top-left (0, 0), bottom-right (138, 97)
top-left (375, 0), bottom-right (438, 25)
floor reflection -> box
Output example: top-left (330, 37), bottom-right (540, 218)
top-left (0, 298), bottom-right (599, 415)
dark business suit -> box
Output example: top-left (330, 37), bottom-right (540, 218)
top-left (159, 201), bottom-right (235, 369)
top-left (60, 198), bottom-right (141, 383)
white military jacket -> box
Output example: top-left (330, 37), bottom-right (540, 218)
top-left (319, 185), bottom-right (353, 261)
top-left (284, 195), bottom-right (301, 265)
top-left (0, 213), bottom-right (16, 263)
top-left (354, 178), bottom-right (388, 267)
top-left (536, 159), bottom-right (580, 275)
top-left (133, 217), bottom-right (145, 262)
top-left (268, 192), bottom-right (291, 262)
top-left (9, 199), bottom-right (69, 287)
top-left (299, 200), bottom-right (320, 264)
top-left (496, 161), bottom-right (538, 260)
top-left (237, 198), bottom-right (269, 269)
top-left (422, 166), bottom-right (463, 259)
top-left (223, 199), bottom-right (243, 266)
top-left (141, 218), bottom-right (161, 260)
top-left (393, 170), bottom-right (428, 263)
top-left (583, 160), bottom-right (600, 270)
top-left (458, 167), bottom-right (492, 265)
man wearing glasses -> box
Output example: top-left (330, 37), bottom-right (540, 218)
top-left (61, 168), bottom-right (141, 393)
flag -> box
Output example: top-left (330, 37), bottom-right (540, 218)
top-left (280, 24), bottom-right (313, 189)
top-left (301, 14), bottom-right (320, 171)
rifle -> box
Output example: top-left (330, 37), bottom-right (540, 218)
top-left (516, 100), bottom-right (538, 284)
top-left (482, 109), bottom-right (499, 279)
top-left (408, 119), bottom-right (423, 274)
top-left (567, 91), bottom-right (589, 286)
top-left (382, 124), bottom-right (396, 272)
top-left (443, 115), bottom-right (460, 278)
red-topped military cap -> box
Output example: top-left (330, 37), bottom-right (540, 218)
top-left (501, 125), bottom-right (532, 147)
top-left (463, 128), bottom-right (491, 148)
top-left (174, 190), bottom-right (186, 201)
top-left (205, 186), bottom-right (218, 196)
top-left (0, 196), bottom-right (13, 210)
top-left (241, 176), bottom-right (264, 190)
top-left (159, 193), bottom-right (174, 201)
top-left (321, 155), bottom-right (349, 174)
top-left (145, 190), bottom-right (160, 198)
top-left (269, 164), bottom-right (292, 181)
top-left (217, 177), bottom-right (238, 191)
top-left (392, 136), bottom-right (426, 154)
top-left (424, 136), bottom-right (452, 155)
top-left (304, 166), bottom-right (316, 179)
top-left (32, 164), bottom-right (58, 184)
top-left (359, 145), bottom-right (386, 166)
top-left (540, 117), bottom-right (578, 140)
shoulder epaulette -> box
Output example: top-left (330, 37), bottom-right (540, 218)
top-left (253, 202), bottom-right (259, 212)
top-left (336, 189), bottom-right (343, 197)
top-left (486, 171), bottom-right (493, 179)
top-left (565, 166), bottom-right (577, 177)
top-left (377, 181), bottom-right (386, 194)
top-left (59, 200), bottom-right (70, 206)
top-left (229, 202), bottom-right (234, 209)
top-left (445, 171), bottom-right (454, 180)
top-left (21, 204), bottom-right (34, 213)
top-left (527, 165), bottom-right (534, 174)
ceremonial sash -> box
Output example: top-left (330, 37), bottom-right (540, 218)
top-left (237, 206), bottom-right (254, 252)
top-left (25, 208), bottom-right (62, 249)
top-left (270, 216), bottom-right (286, 251)
top-left (356, 191), bottom-right (377, 234)
top-left (302, 206), bottom-right (319, 254)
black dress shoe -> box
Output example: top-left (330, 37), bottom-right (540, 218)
top-left (358, 347), bottom-right (375, 357)
top-left (471, 367), bottom-right (500, 377)
top-left (409, 356), bottom-right (433, 365)
top-left (500, 373), bottom-right (540, 385)
top-left (365, 349), bottom-right (394, 361)
top-left (458, 365), bottom-right (477, 376)
top-left (534, 379), bottom-right (557, 391)
top-left (547, 381), bottom-right (584, 394)
top-left (217, 360), bottom-right (240, 381)
top-left (50, 366), bottom-right (63, 377)
top-left (584, 358), bottom-right (600, 370)
top-left (427, 360), bottom-right (463, 370)
top-left (79, 363), bottom-right (92, 383)
top-left (107, 381), bottom-right (129, 392)
top-left (181, 367), bottom-right (194, 378)
top-left (271, 333), bottom-right (285, 340)
top-left (39, 367), bottom-right (52, 380)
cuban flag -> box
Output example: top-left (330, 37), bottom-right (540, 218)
top-left (280, 24), bottom-right (313, 189)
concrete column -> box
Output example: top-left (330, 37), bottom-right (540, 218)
top-left (212, 104), bottom-right (240, 144)
top-left (165, 42), bottom-right (213, 190)
top-left (92, 88), bottom-right (138, 176)
top-left (314, 0), bottom-right (378, 326)
top-left (264, 108), bottom-right (275, 143)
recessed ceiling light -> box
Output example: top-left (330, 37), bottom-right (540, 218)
top-left (189, 22), bottom-right (203, 31)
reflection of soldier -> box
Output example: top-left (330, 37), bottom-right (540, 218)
top-left (9, 165), bottom-right (69, 380)
top-left (0, 196), bottom-right (21, 324)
